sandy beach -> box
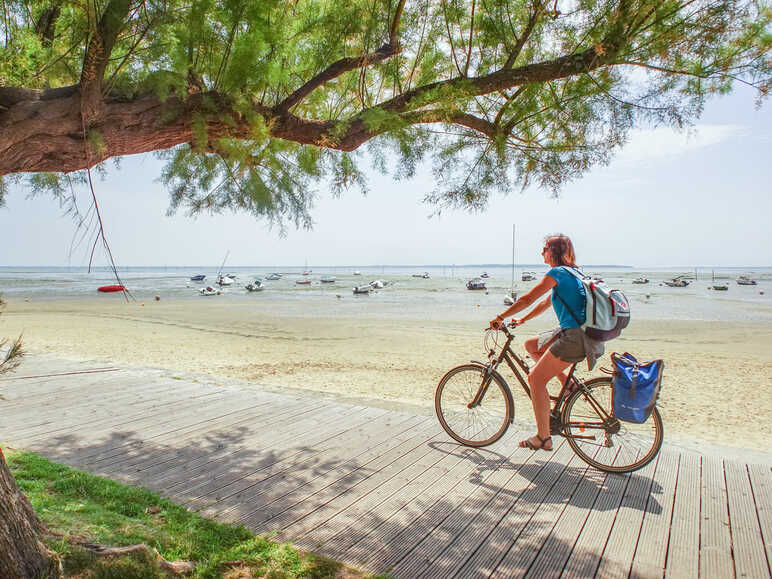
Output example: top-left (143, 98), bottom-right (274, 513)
top-left (1, 296), bottom-right (770, 453)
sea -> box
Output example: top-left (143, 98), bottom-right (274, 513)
top-left (0, 265), bottom-right (770, 323)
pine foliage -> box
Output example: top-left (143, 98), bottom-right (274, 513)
top-left (1, 0), bottom-right (770, 222)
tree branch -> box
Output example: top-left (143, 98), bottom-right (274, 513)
top-left (276, 1), bottom-right (406, 114)
top-left (79, 0), bottom-right (132, 126)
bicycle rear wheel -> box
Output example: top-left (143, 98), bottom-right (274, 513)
top-left (435, 364), bottom-right (513, 447)
top-left (562, 377), bottom-right (663, 473)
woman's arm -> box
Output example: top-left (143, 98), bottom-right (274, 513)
top-left (516, 294), bottom-right (552, 325)
top-left (490, 274), bottom-right (556, 328)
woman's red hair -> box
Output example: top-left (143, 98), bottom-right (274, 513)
top-left (544, 234), bottom-right (577, 267)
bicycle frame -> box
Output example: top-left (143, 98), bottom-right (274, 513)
top-left (475, 325), bottom-right (616, 436)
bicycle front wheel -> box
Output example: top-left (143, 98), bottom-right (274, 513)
top-left (562, 377), bottom-right (663, 473)
top-left (435, 364), bottom-right (513, 447)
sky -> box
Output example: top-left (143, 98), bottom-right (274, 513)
top-left (1, 86), bottom-right (770, 268)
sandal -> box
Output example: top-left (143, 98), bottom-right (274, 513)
top-left (519, 434), bottom-right (553, 451)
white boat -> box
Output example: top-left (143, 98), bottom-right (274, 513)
top-left (199, 286), bottom-right (220, 296)
top-left (736, 275), bottom-right (757, 286)
top-left (216, 274), bottom-right (233, 286)
top-left (521, 271), bottom-right (537, 281)
top-left (632, 277), bottom-right (650, 284)
top-left (266, 273), bottom-right (281, 280)
top-left (412, 272), bottom-right (430, 279)
top-left (353, 285), bottom-right (372, 294)
top-left (369, 279), bottom-right (385, 289)
top-left (480, 272), bottom-right (489, 278)
top-left (466, 278), bottom-right (486, 290)
top-left (664, 276), bottom-right (689, 287)
top-left (353, 271), bottom-right (362, 276)
top-left (320, 275), bottom-right (336, 283)
top-left (503, 292), bottom-right (517, 305)
top-left (245, 279), bottom-right (264, 292)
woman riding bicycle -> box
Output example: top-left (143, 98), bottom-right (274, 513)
top-left (489, 234), bottom-right (603, 452)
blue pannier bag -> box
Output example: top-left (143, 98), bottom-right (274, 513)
top-left (611, 352), bottom-right (664, 423)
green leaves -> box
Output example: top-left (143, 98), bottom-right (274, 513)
top-left (2, 0), bottom-right (769, 221)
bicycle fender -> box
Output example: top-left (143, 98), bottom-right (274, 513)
top-left (468, 361), bottom-right (516, 424)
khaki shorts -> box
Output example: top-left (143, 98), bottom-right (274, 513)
top-left (538, 327), bottom-right (587, 364)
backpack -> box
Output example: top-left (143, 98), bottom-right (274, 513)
top-left (611, 352), bottom-right (664, 423)
top-left (556, 267), bottom-right (631, 342)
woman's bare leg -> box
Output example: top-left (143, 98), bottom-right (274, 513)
top-left (524, 348), bottom-right (571, 449)
top-left (525, 336), bottom-right (570, 389)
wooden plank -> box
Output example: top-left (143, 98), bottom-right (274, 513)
top-left (593, 454), bottom-right (658, 578)
top-left (561, 466), bottom-right (631, 578)
top-left (524, 465), bottom-right (608, 579)
top-left (183, 405), bottom-right (393, 512)
top-left (316, 440), bottom-right (522, 563)
top-left (91, 394), bottom-right (314, 474)
top-left (725, 460), bottom-right (770, 578)
top-left (488, 453), bottom-right (590, 578)
top-left (452, 442), bottom-right (576, 579)
top-left (664, 451), bottom-right (699, 578)
top-left (358, 440), bottom-right (552, 571)
top-left (237, 421), bottom-right (444, 532)
top-left (288, 428), bottom-right (510, 555)
top-left (700, 454), bottom-right (734, 579)
top-left (142, 407), bottom-right (415, 494)
top-left (748, 464), bottom-right (772, 574)
top-left (287, 427), bottom-right (475, 553)
top-left (630, 448), bottom-right (680, 578)
top-left (339, 440), bottom-right (537, 573)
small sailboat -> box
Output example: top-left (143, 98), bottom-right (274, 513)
top-left (266, 273), bottom-right (281, 280)
top-left (505, 224), bottom-right (518, 305)
top-left (353, 284), bottom-right (372, 294)
top-left (215, 251), bottom-right (232, 285)
top-left (320, 275), bottom-right (336, 283)
top-left (369, 279), bottom-right (385, 289)
top-left (710, 271), bottom-right (728, 291)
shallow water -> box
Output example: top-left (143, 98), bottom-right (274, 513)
top-left (1, 265), bottom-right (770, 323)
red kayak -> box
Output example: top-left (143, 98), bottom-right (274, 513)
top-left (97, 285), bottom-right (126, 293)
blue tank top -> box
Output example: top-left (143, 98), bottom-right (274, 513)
top-left (546, 266), bottom-right (586, 329)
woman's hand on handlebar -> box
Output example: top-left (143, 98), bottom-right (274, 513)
top-left (489, 316), bottom-right (521, 330)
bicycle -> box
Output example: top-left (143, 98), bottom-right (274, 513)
top-left (434, 321), bottom-right (663, 473)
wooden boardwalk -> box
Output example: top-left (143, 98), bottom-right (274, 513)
top-left (1, 356), bottom-right (770, 578)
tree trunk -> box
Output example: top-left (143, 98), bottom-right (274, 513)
top-left (0, 447), bottom-right (62, 579)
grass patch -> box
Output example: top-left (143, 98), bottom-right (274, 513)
top-left (7, 449), bottom-right (383, 578)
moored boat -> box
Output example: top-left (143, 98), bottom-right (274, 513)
top-left (521, 272), bottom-right (537, 281)
top-left (97, 285), bottom-right (125, 293)
top-left (246, 279), bottom-right (264, 292)
top-left (466, 277), bottom-right (486, 290)
top-left (412, 272), bottom-right (430, 279)
top-left (736, 275), bottom-right (757, 286)
top-left (296, 278), bottom-right (311, 285)
top-left (199, 286), bottom-right (220, 296)
top-left (190, 274), bottom-right (206, 282)
top-left (216, 275), bottom-right (233, 286)
top-left (266, 273), bottom-right (281, 280)
top-left (353, 284), bottom-right (372, 294)
top-left (632, 277), bottom-right (649, 284)
top-left (320, 275), bottom-right (336, 283)
top-left (664, 277), bottom-right (689, 287)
